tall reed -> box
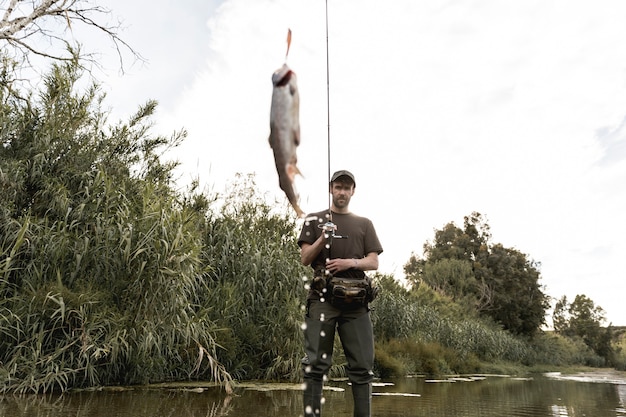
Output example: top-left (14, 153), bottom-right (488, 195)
top-left (0, 61), bottom-right (232, 393)
top-left (200, 174), bottom-right (309, 381)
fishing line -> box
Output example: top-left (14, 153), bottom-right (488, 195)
top-left (325, 0), bottom-right (332, 216)
top-left (320, 0), bottom-right (348, 257)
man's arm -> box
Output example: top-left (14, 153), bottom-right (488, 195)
top-left (325, 252), bottom-right (379, 275)
top-left (300, 234), bottom-right (326, 266)
top-left (356, 252), bottom-right (379, 271)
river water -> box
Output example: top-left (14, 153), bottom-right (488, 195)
top-left (1, 372), bottom-right (625, 417)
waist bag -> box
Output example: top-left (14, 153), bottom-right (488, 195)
top-left (327, 276), bottom-right (378, 308)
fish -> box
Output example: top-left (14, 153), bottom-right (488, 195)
top-left (269, 31), bottom-right (304, 218)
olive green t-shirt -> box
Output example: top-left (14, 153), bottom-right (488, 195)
top-left (298, 210), bottom-right (383, 279)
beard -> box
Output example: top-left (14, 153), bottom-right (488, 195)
top-left (333, 195), bottom-right (351, 209)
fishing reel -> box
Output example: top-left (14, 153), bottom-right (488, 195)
top-left (318, 221), bottom-right (348, 240)
top-left (310, 221), bottom-right (350, 293)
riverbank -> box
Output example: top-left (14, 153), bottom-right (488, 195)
top-left (477, 360), bottom-right (626, 378)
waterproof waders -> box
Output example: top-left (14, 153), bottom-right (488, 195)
top-left (302, 300), bottom-right (374, 417)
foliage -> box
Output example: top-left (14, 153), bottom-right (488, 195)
top-left (404, 212), bottom-right (549, 337)
top-left (529, 332), bottom-right (606, 367)
top-left (200, 174), bottom-right (309, 381)
top-left (372, 273), bottom-right (534, 372)
top-left (613, 328), bottom-right (626, 371)
top-left (0, 61), bottom-right (230, 393)
top-left (552, 294), bottom-right (619, 367)
top-left (375, 338), bottom-right (481, 378)
top-left (371, 274), bottom-right (423, 341)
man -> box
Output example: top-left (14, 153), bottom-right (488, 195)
top-left (298, 170), bottom-right (383, 417)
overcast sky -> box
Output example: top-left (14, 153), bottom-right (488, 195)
top-left (72, 0), bottom-right (625, 325)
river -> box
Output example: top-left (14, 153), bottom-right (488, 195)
top-left (1, 371), bottom-right (625, 416)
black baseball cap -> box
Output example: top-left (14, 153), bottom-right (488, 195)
top-left (330, 170), bottom-right (355, 185)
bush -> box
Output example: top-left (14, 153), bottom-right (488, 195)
top-left (374, 344), bottom-right (406, 379)
top-left (530, 332), bottom-right (606, 367)
top-left (200, 174), bottom-right (309, 381)
top-left (0, 62), bottom-right (231, 393)
top-left (374, 338), bottom-right (482, 378)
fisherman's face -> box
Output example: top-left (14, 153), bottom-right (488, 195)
top-left (330, 180), bottom-right (355, 209)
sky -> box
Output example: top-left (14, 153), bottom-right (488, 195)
top-left (55, 0), bottom-right (626, 325)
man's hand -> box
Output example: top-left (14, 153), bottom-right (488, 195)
top-left (325, 258), bottom-right (356, 274)
top-left (325, 253), bottom-right (378, 273)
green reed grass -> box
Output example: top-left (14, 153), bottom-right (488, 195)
top-left (1, 61), bottom-right (232, 393)
top-left (200, 174), bottom-right (308, 381)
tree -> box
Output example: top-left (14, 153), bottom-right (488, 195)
top-left (1, 0), bottom-right (139, 72)
top-left (568, 294), bottom-right (606, 333)
top-left (553, 294), bottom-right (615, 366)
top-left (567, 294), bottom-right (609, 354)
top-left (421, 258), bottom-right (474, 301)
top-left (421, 213), bottom-right (490, 263)
top-left (553, 295), bottom-right (569, 333)
top-left (483, 243), bottom-right (548, 336)
top-left (1, 59), bottom-right (182, 222)
top-left (405, 212), bottom-right (549, 337)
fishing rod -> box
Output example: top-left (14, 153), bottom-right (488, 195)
top-left (325, 0), bottom-right (332, 216)
top-left (322, 0), bottom-right (335, 237)
top-left (319, 0), bottom-right (347, 258)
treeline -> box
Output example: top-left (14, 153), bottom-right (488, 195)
top-left (401, 212), bottom-right (625, 371)
top-left (3, 64), bottom-right (625, 394)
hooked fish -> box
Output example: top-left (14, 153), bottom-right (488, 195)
top-left (269, 31), bottom-right (304, 218)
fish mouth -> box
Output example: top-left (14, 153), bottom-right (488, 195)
top-left (272, 65), bottom-right (294, 87)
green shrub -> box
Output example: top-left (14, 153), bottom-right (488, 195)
top-left (374, 338), bottom-right (480, 378)
top-left (0, 62), bottom-right (231, 393)
top-left (200, 174), bottom-right (309, 381)
top-left (374, 344), bottom-right (406, 378)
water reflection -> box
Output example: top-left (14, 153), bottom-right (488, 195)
top-left (1, 374), bottom-right (625, 417)
top-left (619, 385), bottom-right (626, 414)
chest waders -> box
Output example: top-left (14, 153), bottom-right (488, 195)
top-left (302, 301), bottom-right (374, 417)
top-left (302, 221), bottom-right (374, 417)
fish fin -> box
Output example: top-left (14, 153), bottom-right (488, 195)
top-left (294, 206), bottom-right (305, 218)
top-left (285, 28), bottom-right (292, 61)
top-left (293, 128), bottom-right (300, 146)
top-left (289, 201), bottom-right (305, 218)
top-left (286, 163), bottom-right (298, 182)
top-left (286, 163), bottom-right (304, 180)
